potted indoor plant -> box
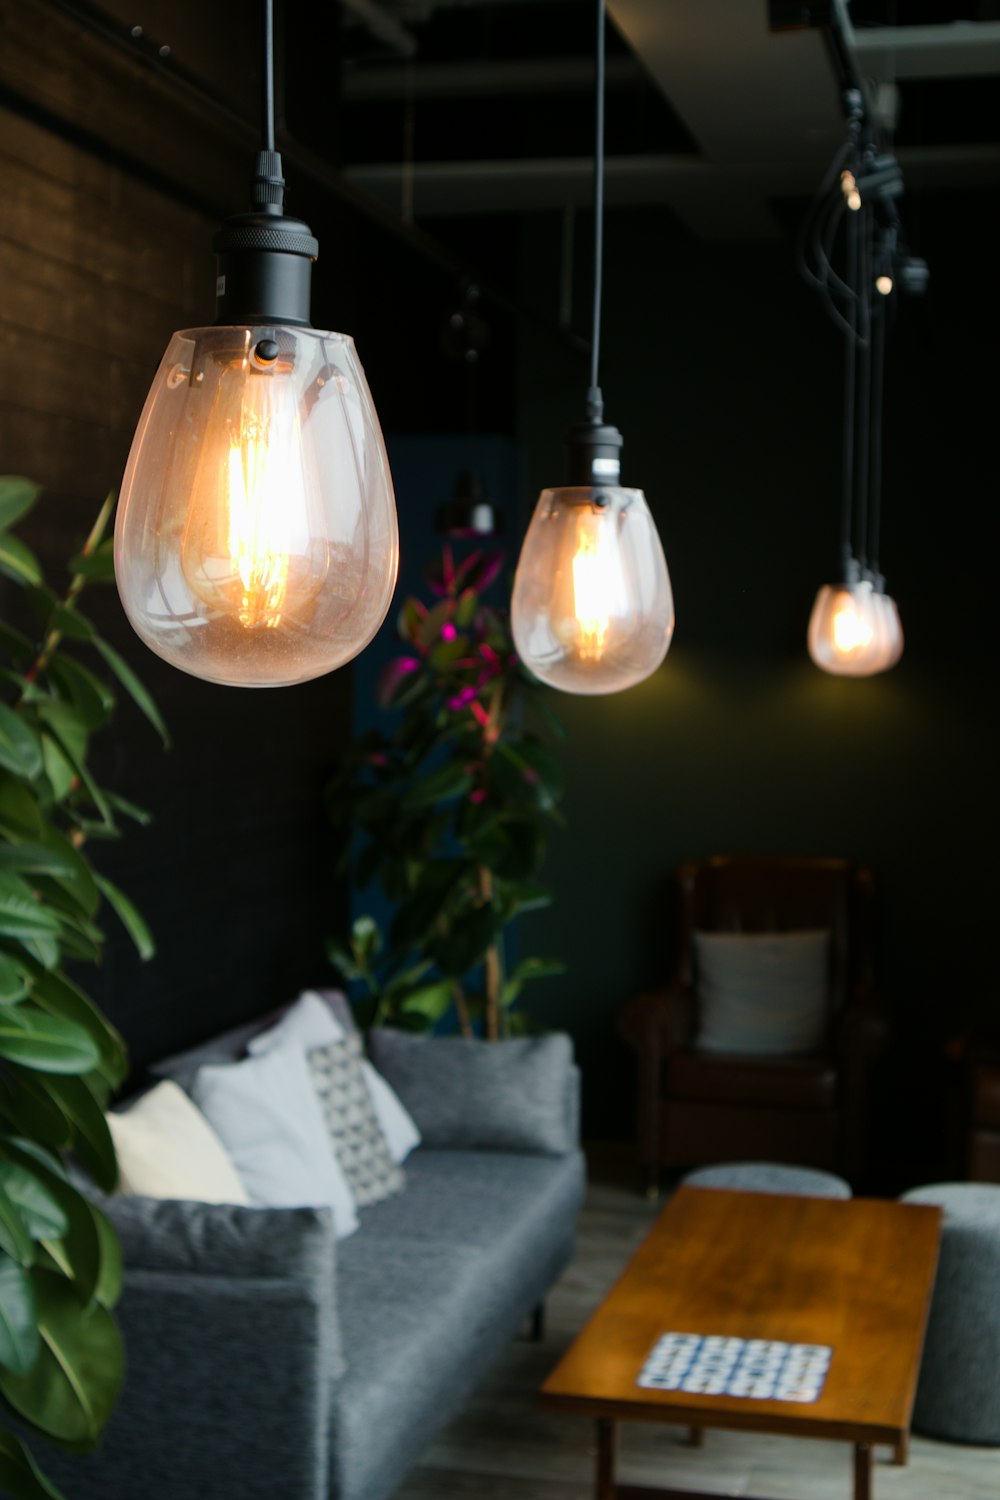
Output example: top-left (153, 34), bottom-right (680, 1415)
top-left (0, 476), bottom-right (166, 1498)
top-left (326, 543), bottom-right (565, 1040)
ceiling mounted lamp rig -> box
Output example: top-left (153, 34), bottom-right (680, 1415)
top-left (510, 0), bottom-right (674, 695)
top-left (436, 281), bottom-right (503, 540)
top-left (114, 0), bottom-right (398, 687)
top-left (797, 85), bottom-right (926, 678)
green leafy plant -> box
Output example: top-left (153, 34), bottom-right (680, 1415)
top-left (0, 477), bottom-right (167, 1497)
top-left (326, 544), bottom-right (565, 1040)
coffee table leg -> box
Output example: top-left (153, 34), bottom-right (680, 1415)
top-left (854, 1442), bottom-right (872, 1500)
top-left (596, 1418), bottom-right (617, 1500)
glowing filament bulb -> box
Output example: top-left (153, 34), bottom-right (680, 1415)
top-left (511, 486), bottom-right (674, 695)
top-left (572, 525), bottom-right (626, 660)
top-left (832, 594), bottom-right (874, 653)
top-left (115, 325), bottom-right (398, 687)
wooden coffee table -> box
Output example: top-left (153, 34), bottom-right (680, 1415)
top-left (542, 1186), bottom-right (941, 1500)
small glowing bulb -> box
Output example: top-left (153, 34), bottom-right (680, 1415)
top-left (876, 274), bottom-right (893, 296)
top-left (511, 487), bottom-right (673, 695)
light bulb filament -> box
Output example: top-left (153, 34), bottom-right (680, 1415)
top-left (572, 531), bottom-right (613, 660)
top-left (832, 597), bottom-right (873, 653)
top-left (227, 406), bottom-right (293, 629)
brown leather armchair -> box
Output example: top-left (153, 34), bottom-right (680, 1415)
top-left (618, 856), bottom-right (888, 1193)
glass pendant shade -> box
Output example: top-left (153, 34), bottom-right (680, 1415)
top-left (807, 579), bottom-right (885, 677)
top-left (511, 486), bottom-right (674, 695)
top-left (115, 325), bottom-right (398, 687)
top-left (872, 586), bottom-right (904, 669)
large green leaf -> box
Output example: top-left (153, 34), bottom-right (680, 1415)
top-left (0, 477), bottom-right (41, 531)
top-left (45, 657), bottom-right (115, 732)
top-left (0, 1430), bottom-right (67, 1499)
top-left (0, 1253), bottom-right (40, 1376)
top-left (0, 1268), bottom-right (123, 1445)
top-left (0, 535), bottom-right (43, 587)
top-left (94, 873), bottom-right (154, 961)
top-left (0, 843), bottom-right (80, 881)
top-left (0, 950), bottom-right (30, 1003)
top-left (93, 639), bottom-right (170, 747)
top-left (46, 606), bottom-right (95, 644)
top-left (0, 780), bottom-right (42, 840)
top-left (0, 1008), bottom-right (101, 1075)
top-left (401, 759), bottom-right (474, 810)
top-left (41, 1077), bottom-right (117, 1193)
top-left (0, 706), bottom-right (43, 780)
top-left (0, 1071), bottom-right (73, 1152)
top-left (66, 539), bottom-right (115, 582)
top-left (0, 1144), bottom-right (108, 1306)
top-left (27, 970), bottom-right (126, 1088)
top-left (0, 1181), bottom-right (35, 1265)
top-left (0, 1166), bottom-right (68, 1243)
top-left (0, 620), bottom-right (35, 664)
top-left (0, 880), bottom-right (62, 942)
top-left (400, 981), bottom-right (454, 1022)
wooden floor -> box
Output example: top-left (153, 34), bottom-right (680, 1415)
top-left (395, 1167), bottom-right (999, 1500)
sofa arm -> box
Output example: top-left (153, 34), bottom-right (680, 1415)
top-left (40, 1267), bottom-right (337, 1500)
top-left (368, 1029), bottom-right (579, 1155)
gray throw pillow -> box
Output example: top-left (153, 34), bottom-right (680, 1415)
top-left (307, 1033), bottom-right (405, 1208)
top-left (368, 1030), bottom-right (576, 1155)
top-left (694, 929), bottom-right (832, 1056)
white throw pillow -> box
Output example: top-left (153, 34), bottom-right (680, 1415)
top-left (192, 1043), bottom-right (359, 1237)
top-left (247, 989), bottom-right (343, 1056)
top-left (251, 990), bottom-right (422, 1165)
top-left (107, 1080), bottom-right (249, 1205)
top-left (694, 929), bottom-right (832, 1056)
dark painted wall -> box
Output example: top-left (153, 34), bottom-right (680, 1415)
top-left (0, 1), bottom-right (350, 1077)
top-left (513, 198), bottom-right (999, 1180)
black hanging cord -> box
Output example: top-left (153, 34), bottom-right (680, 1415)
top-left (262, 0), bottom-right (276, 152)
top-left (854, 201), bottom-right (874, 573)
top-left (868, 282), bottom-right (887, 576)
top-left (586, 0), bottom-right (606, 424)
top-left (840, 200), bottom-right (859, 577)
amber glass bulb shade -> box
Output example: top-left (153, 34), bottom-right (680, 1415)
top-left (115, 326), bottom-right (398, 687)
top-left (511, 486), bottom-right (674, 695)
top-left (873, 588), bottom-right (904, 669)
top-left (808, 580), bottom-right (885, 676)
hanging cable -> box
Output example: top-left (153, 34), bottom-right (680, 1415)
top-left (854, 199), bottom-right (874, 572)
top-left (586, 0), bottom-right (606, 424)
top-left (868, 278), bottom-right (887, 576)
top-left (840, 199), bottom-right (859, 577)
top-left (262, 0), bottom-right (276, 152)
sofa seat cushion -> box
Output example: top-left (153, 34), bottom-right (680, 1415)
top-left (666, 1048), bottom-right (837, 1109)
top-left (331, 1148), bottom-right (585, 1500)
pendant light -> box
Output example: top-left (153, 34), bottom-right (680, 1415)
top-left (510, 0), bottom-right (673, 695)
top-left (114, 0), bottom-right (398, 687)
top-left (802, 95), bottom-right (916, 679)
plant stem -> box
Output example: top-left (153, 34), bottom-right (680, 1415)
top-left (451, 980), bottom-right (473, 1040)
top-left (25, 493), bottom-right (114, 686)
top-left (478, 865), bottom-right (501, 1041)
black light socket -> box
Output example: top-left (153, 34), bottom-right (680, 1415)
top-left (436, 470), bottom-right (503, 538)
top-left (565, 418), bottom-right (624, 487)
top-left (214, 150), bottom-right (318, 327)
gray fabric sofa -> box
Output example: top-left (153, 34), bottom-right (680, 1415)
top-left (41, 1020), bottom-right (585, 1500)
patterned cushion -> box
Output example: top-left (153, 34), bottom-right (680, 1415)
top-left (308, 1035), bottom-right (405, 1208)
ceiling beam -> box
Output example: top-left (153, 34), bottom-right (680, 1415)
top-left (852, 22), bottom-right (1000, 80)
top-left (343, 54), bottom-right (643, 102)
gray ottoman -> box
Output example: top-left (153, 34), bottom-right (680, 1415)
top-left (681, 1162), bottom-right (852, 1198)
top-left (901, 1182), bottom-right (1000, 1445)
